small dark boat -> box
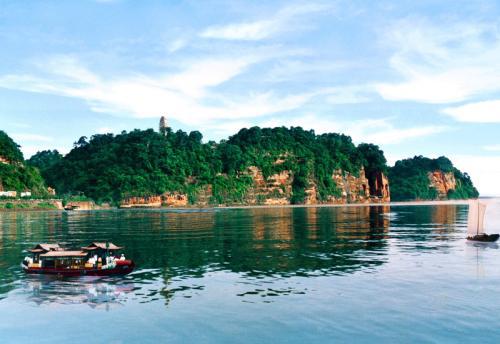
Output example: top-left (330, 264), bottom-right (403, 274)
top-left (466, 201), bottom-right (499, 243)
top-left (22, 242), bottom-right (135, 276)
top-left (467, 233), bottom-right (500, 242)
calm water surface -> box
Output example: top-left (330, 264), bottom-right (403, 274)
top-left (1, 201), bottom-right (500, 343)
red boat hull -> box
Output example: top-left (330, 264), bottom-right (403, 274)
top-left (23, 260), bottom-right (135, 276)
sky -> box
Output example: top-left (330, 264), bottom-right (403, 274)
top-left (0, 0), bottom-right (499, 195)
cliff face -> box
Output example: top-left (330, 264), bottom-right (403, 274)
top-left (427, 171), bottom-right (456, 199)
top-left (243, 166), bottom-right (389, 205)
top-left (120, 196), bottom-right (162, 208)
top-left (119, 166), bottom-right (390, 208)
top-left (120, 193), bottom-right (188, 207)
top-left (162, 192), bottom-right (188, 206)
top-left (246, 166), bottom-right (291, 205)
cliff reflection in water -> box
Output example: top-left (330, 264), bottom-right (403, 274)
top-left (147, 206), bottom-right (390, 281)
top-left (388, 205), bottom-right (463, 250)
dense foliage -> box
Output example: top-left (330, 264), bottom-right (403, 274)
top-left (389, 156), bottom-right (479, 201)
top-left (0, 130), bottom-right (24, 162)
top-left (4, 126), bottom-right (478, 204)
top-left (0, 131), bottom-right (47, 195)
top-left (27, 150), bottom-right (63, 187)
top-left (37, 126), bottom-right (373, 204)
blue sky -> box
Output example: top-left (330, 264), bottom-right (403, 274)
top-left (0, 0), bottom-right (499, 195)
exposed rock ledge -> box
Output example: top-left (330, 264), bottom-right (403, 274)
top-left (428, 171), bottom-right (456, 199)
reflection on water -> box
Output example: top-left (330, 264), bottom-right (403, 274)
top-left (2, 203), bottom-right (500, 343)
top-left (0, 205), bottom-right (462, 305)
top-left (23, 276), bottom-right (134, 309)
top-left (1, 205), bottom-right (396, 304)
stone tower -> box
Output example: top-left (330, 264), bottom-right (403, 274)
top-left (159, 116), bottom-right (168, 135)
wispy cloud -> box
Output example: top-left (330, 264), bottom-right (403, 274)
top-left (167, 38), bottom-right (187, 53)
top-left (96, 127), bottom-right (114, 134)
top-left (376, 19), bottom-right (500, 103)
top-left (483, 144), bottom-right (500, 152)
top-left (0, 54), bottom-right (326, 124)
top-left (200, 3), bottom-right (332, 41)
top-left (11, 133), bottom-right (53, 142)
top-left (442, 100), bottom-right (500, 123)
top-left (205, 115), bottom-right (448, 145)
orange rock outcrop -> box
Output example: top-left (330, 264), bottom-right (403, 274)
top-left (427, 171), bottom-right (456, 199)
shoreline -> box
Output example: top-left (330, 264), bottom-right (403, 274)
top-left (216, 199), bottom-right (472, 210)
top-left (0, 199), bottom-right (477, 212)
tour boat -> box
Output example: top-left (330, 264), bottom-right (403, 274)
top-left (22, 242), bottom-right (135, 276)
top-left (466, 200), bottom-right (499, 242)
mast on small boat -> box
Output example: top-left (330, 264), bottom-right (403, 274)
top-left (467, 200), bottom-right (499, 242)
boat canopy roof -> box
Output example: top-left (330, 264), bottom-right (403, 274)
top-left (29, 243), bottom-right (62, 253)
top-left (81, 242), bottom-right (123, 251)
top-left (40, 250), bottom-right (88, 258)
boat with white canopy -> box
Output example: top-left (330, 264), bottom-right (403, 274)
top-left (21, 241), bottom-right (135, 276)
top-left (467, 200), bottom-right (499, 242)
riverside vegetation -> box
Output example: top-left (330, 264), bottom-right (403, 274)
top-left (0, 126), bottom-right (478, 206)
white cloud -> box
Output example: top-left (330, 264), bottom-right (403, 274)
top-left (11, 133), bottom-right (53, 142)
top-left (483, 144), bottom-right (500, 152)
top-left (358, 124), bottom-right (448, 145)
top-left (442, 100), bottom-right (500, 123)
top-left (325, 85), bottom-right (373, 104)
top-left (96, 127), bottom-right (114, 134)
top-left (265, 60), bottom-right (355, 83)
top-left (204, 115), bottom-right (447, 145)
top-left (449, 155), bottom-right (500, 196)
top-left (162, 57), bottom-right (256, 98)
top-left (0, 54), bottom-right (324, 124)
top-left (200, 3), bottom-right (332, 41)
top-left (21, 145), bottom-right (69, 159)
top-left (167, 38), bottom-right (187, 53)
top-left (376, 19), bottom-right (500, 103)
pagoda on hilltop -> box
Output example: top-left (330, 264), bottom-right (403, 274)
top-left (159, 116), bottom-right (168, 135)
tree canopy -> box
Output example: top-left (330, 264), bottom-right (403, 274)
top-left (0, 130), bottom-right (24, 162)
top-left (0, 131), bottom-right (47, 195)
top-left (36, 126), bottom-right (373, 204)
top-left (388, 155), bottom-right (478, 201)
top-left (1, 126), bottom-right (479, 204)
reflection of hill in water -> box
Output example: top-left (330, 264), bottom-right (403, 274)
top-left (388, 205), bottom-right (463, 250)
top-left (0, 205), bottom-right (470, 306)
top-left (0, 207), bottom-right (395, 299)
top-left (205, 206), bottom-right (390, 277)
top-left (1, 206), bottom-right (469, 299)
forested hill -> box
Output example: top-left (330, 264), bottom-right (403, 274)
top-left (389, 156), bottom-right (478, 201)
top-left (24, 125), bottom-right (479, 205)
top-left (27, 127), bottom-right (386, 204)
top-left (0, 130), bottom-right (47, 195)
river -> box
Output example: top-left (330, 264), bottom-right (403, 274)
top-left (1, 201), bottom-right (500, 343)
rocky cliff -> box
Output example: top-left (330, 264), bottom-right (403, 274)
top-left (118, 166), bottom-right (390, 208)
top-left (120, 193), bottom-right (188, 208)
top-left (120, 196), bottom-right (162, 208)
top-left (427, 170), bottom-right (456, 199)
